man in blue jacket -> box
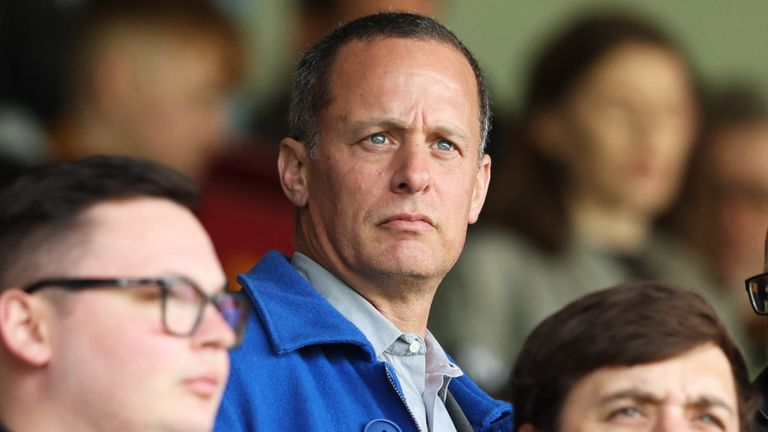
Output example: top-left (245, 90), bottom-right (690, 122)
top-left (216, 11), bottom-right (512, 432)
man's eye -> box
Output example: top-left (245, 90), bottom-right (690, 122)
top-left (368, 133), bottom-right (388, 145)
top-left (607, 406), bottom-right (643, 420)
top-left (696, 413), bottom-right (725, 430)
top-left (435, 139), bottom-right (456, 152)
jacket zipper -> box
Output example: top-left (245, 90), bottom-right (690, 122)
top-left (384, 364), bottom-right (424, 432)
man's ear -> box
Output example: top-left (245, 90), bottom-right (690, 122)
top-left (468, 154), bottom-right (491, 224)
top-left (0, 290), bottom-right (52, 367)
top-left (278, 137), bottom-right (310, 207)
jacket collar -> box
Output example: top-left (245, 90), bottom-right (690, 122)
top-left (238, 250), bottom-right (378, 361)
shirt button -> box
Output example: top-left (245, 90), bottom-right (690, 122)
top-left (364, 419), bottom-right (403, 432)
top-left (408, 340), bottom-right (420, 353)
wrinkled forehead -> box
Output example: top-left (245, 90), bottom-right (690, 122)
top-left (324, 36), bottom-right (482, 138)
top-left (329, 35), bottom-right (479, 97)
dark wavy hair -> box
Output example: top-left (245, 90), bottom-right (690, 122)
top-left (509, 282), bottom-right (758, 432)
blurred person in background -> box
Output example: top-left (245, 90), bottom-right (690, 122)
top-left (671, 86), bottom-right (768, 366)
top-left (53, 0), bottom-right (244, 182)
top-left (0, 156), bottom-right (248, 432)
top-left (48, 0), bottom-right (288, 287)
top-left (430, 10), bottom-right (744, 393)
top-left (510, 282), bottom-right (757, 432)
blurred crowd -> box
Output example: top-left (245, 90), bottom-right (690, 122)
top-left (3, 0), bottom-right (768, 400)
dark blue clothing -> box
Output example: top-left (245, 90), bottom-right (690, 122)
top-left (215, 251), bottom-right (513, 431)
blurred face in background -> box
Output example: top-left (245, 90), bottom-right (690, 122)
top-left (540, 42), bottom-right (696, 218)
top-left (708, 121), bottom-right (768, 282)
top-left (114, 36), bottom-right (232, 180)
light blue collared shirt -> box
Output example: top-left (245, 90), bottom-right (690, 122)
top-left (292, 253), bottom-right (462, 432)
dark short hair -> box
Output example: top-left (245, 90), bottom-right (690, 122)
top-left (509, 282), bottom-right (757, 432)
top-left (0, 156), bottom-right (199, 289)
top-left (288, 12), bottom-right (490, 158)
top-left (484, 10), bottom-right (694, 253)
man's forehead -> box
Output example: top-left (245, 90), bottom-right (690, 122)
top-left (67, 199), bottom-right (224, 286)
top-left (325, 36), bottom-right (480, 123)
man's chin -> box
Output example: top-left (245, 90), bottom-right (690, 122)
top-left (367, 254), bottom-right (444, 281)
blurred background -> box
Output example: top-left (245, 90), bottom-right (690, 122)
top-left (4, 0), bottom-right (768, 394)
top-left (244, 0), bottom-right (768, 119)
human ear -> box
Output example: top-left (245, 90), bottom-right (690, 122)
top-left (278, 137), bottom-right (310, 207)
top-left (518, 423), bottom-right (538, 432)
top-left (0, 290), bottom-right (52, 367)
top-left (468, 154), bottom-right (491, 224)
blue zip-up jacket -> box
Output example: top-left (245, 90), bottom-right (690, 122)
top-left (215, 250), bottom-right (513, 432)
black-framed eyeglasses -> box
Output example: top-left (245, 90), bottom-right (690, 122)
top-left (745, 272), bottom-right (768, 315)
top-left (23, 276), bottom-right (249, 346)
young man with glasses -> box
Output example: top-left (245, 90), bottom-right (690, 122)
top-left (0, 156), bottom-right (248, 432)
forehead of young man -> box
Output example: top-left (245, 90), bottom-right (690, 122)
top-left (68, 198), bottom-right (223, 284)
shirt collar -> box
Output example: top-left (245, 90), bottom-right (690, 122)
top-left (292, 253), bottom-right (462, 378)
top-left (292, 252), bottom-right (401, 357)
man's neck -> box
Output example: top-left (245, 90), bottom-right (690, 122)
top-left (351, 278), bottom-right (435, 337)
top-left (295, 250), bottom-right (438, 337)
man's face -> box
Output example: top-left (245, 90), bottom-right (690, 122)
top-left (299, 37), bottom-right (489, 287)
top-left (557, 344), bottom-right (739, 432)
top-left (120, 38), bottom-right (232, 181)
top-left (44, 198), bottom-right (232, 432)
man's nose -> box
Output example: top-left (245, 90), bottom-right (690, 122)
top-left (390, 140), bottom-right (432, 195)
top-left (652, 408), bottom-right (689, 432)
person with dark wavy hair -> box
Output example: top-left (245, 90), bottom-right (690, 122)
top-left (511, 282), bottom-right (757, 432)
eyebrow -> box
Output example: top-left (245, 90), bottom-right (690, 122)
top-left (599, 389), bottom-right (663, 406)
top-left (688, 396), bottom-right (735, 415)
top-left (599, 389), bottom-right (735, 415)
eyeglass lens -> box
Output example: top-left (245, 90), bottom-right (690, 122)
top-left (748, 276), bottom-right (768, 314)
top-left (162, 280), bottom-right (248, 341)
